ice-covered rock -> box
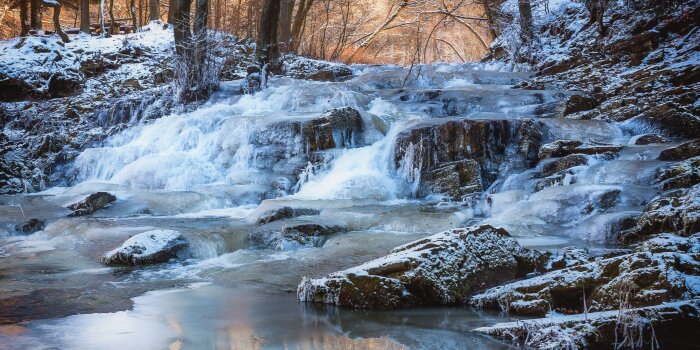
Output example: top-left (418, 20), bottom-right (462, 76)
top-left (102, 229), bottom-right (189, 266)
top-left (282, 55), bottom-right (353, 82)
top-left (545, 247), bottom-right (593, 271)
top-left (475, 300), bottom-right (700, 350)
top-left (66, 192), bottom-right (117, 217)
top-left (298, 225), bottom-right (547, 309)
top-left (619, 184), bottom-right (700, 244)
top-left (630, 133), bottom-right (668, 145)
top-left (393, 118), bottom-right (543, 198)
top-left (658, 139), bottom-right (700, 161)
top-left (541, 154), bottom-right (588, 177)
top-left (538, 140), bottom-right (622, 160)
top-left (14, 218), bottom-right (46, 234)
top-left (656, 156), bottom-right (700, 191)
top-left (470, 233), bottom-right (700, 316)
top-left (254, 207), bottom-right (321, 225)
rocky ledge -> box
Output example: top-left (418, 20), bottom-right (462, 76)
top-left (475, 299), bottom-right (700, 349)
top-left (297, 225), bottom-right (546, 309)
top-left (469, 233), bottom-right (700, 317)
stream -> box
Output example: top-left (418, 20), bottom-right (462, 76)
top-left (0, 62), bottom-right (676, 349)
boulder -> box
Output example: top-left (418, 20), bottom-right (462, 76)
top-left (658, 139), bottom-right (700, 161)
top-left (619, 185), bottom-right (700, 244)
top-left (102, 229), bottom-right (188, 265)
top-left (562, 94), bottom-right (599, 115)
top-left (538, 140), bottom-right (582, 160)
top-left (541, 154), bottom-right (588, 177)
top-left (47, 72), bottom-right (82, 98)
top-left (255, 207), bottom-right (320, 225)
top-left (470, 233), bottom-right (700, 317)
top-left (302, 107), bottom-right (363, 152)
top-left (283, 57), bottom-right (353, 82)
top-left (631, 133), bottom-right (668, 145)
top-left (656, 156), bottom-right (700, 191)
top-left (394, 118), bottom-right (544, 195)
top-left (475, 300), bottom-right (700, 350)
top-left (423, 159), bottom-right (482, 200)
top-left (66, 192), bottom-right (117, 217)
top-left (0, 73), bottom-right (40, 101)
top-left (629, 103), bottom-right (700, 138)
top-left (279, 224), bottom-right (344, 248)
top-left (14, 218), bottom-right (46, 234)
top-left (298, 225), bottom-right (547, 309)
top-left (545, 246), bottom-right (593, 271)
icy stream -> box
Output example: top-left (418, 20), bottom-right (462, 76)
top-left (0, 63), bottom-right (681, 349)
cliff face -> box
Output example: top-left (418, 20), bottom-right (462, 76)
top-left (488, 0), bottom-right (699, 138)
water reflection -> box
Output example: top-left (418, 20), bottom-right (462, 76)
top-left (2, 283), bottom-right (514, 349)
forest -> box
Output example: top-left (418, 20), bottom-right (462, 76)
top-left (0, 0), bottom-right (698, 349)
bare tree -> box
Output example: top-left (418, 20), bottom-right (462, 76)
top-left (290, 0), bottom-right (313, 51)
top-left (149, 0), bottom-right (159, 20)
top-left (518, 0), bottom-right (533, 44)
top-left (584, 0), bottom-right (609, 36)
top-left (20, 0), bottom-right (29, 36)
top-left (80, 0), bottom-right (90, 33)
top-left (278, 0), bottom-right (293, 52)
top-left (257, 0), bottom-right (280, 65)
top-left (173, 0), bottom-right (218, 102)
top-left (30, 0), bottom-right (41, 30)
top-left (129, 0), bottom-right (138, 32)
top-left (41, 0), bottom-right (69, 42)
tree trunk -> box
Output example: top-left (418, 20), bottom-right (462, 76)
top-left (41, 0), bottom-right (69, 42)
top-left (129, 0), bottom-right (138, 32)
top-left (30, 0), bottom-right (41, 30)
top-left (108, 0), bottom-right (116, 34)
top-left (100, 0), bottom-right (108, 36)
top-left (193, 0), bottom-right (208, 36)
top-left (278, 0), bottom-right (293, 52)
top-left (149, 0), bottom-right (160, 21)
top-left (290, 0), bottom-right (313, 51)
top-left (20, 0), bottom-right (30, 36)
top-left (173, 0), bottom-right (191, 55)
top-left (80, 0), bottom-right (90, 34)
top-left (167, 0), bottom-right (175, 23)
top-left (518, 0), bottom-right (534, 44)
top-left (257, 0), bottom-right (280, 64)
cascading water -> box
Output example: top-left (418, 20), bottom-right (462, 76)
top-left (0, 62), bottom-right (678, 350)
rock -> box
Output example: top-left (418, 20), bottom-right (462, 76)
top-left (302, 107), bottom-right (364, 153)
top-left (475, 300), bottom-right (700, 350)
top-left (619, 185), bottom-right (700, 244)
top-left (538, 140), bottom-right (582, 160)
top-left (629, 103), bottom-right (700, 138)
top-left (283, 57), bottom-right (353, 82)
top-left (631, 133), bottom-right (668, 145)
top-left (66, 192), bottom-right (117, 217)
top-left (298, 225), bottom-right (547, 309)
top-left (394, 118), bottom-right (544, 195)
top-left (255, 207), bottom-right (320, 225)
top-left (47, 72), bottom-right (81, 98)
top-left (0, 73), bottom-right (40, 101)
top-left (14, 218), bottom-right (46, 234)
top-left (538, 140), bottom-right (622, 160)
top-left (470, 233), bottom-right (700, 317)
top-left (541, 154), bottom-right (588, 177)
top-left (658, 139), bottom-right (700, 161)
top-left (102, 229), bottom-right (189, 266)
top-left (279, 224), bottom-right (344, 248)
top-left (423, 159), bottom-right (482, 200)
top-left (545, 247), bottom-right (593, 271)
top-left (562, 94), bottom-right (599, 115)
top-left (657, 156), bottom-right (700, 191)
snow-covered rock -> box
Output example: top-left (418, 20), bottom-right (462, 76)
top-left (297, 225), bottom-right (547, 309)
top-left (102, 229), bottom-right (188, 266)
top-left (620, 185), bottom-right (700, 244)
top-left (470, 233), bottom-right (700, 316)
top-left (475, 299), bottom-right (700, 350)
top-left (657, 156), bottom-right (700, 191)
